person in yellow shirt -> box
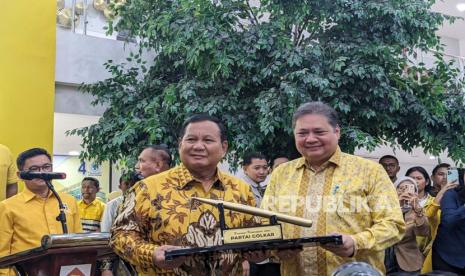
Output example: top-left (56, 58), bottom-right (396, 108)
top-left (77, 177), bottom-right (106, 232)
top-left (110, 114), bottom-right (257, 275)
top-left (261, 102), bottom-right (405, 276)
top-left (420, 164), bottom-right (458, 273)
top-left (0, 144), bottom-right (18, 201)
top-left (0, 148), bottom-right (82, 275)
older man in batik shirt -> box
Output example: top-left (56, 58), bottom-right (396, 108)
top-left (261, 102), bottom-right (405, 275)
top-left (110, 115), bottom-right (256, 275)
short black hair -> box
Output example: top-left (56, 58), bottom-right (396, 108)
top-left (292, 101), bottom-right (340, 129)
top-left (145, 144), bottom-right (172, 166)
top-left (432, 163), bottom-right (451, 176)
top-left (379, 155), bottom-right (399, 165)
top-left (242, 152), bottom-right (267, 166)
top-left (179, 114), bottom-right (227, 142)
top-left (272, 156), bottom-right (289, 161)
top-left (406, 166), bottom-right (431, 193)
top-left (82, 177), bottom-right (100, 189)
top-left (119, 171), bottom-right (140, 187)
top-left (17, 148), bottom-right (52, 170)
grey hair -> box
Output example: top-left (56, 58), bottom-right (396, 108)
top-left (292, 101), bottom-right (340, 128)
top-left (393, 176), bottom-right (418, 193)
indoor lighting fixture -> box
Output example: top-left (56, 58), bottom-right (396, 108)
top-left (457, 3), bottom-right (465, 12)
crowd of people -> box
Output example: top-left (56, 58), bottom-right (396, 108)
top-left (379, 156), bottom-right (465, 275)
top-left (0, 101), bottom-right (464, 276)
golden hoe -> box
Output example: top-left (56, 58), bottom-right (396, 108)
top-left (190, 197), bottom-right (312, 228)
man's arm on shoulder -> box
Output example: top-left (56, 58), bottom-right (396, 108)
top-left (351, 165), bottom-right (405, 253)
top-left (110, 183), bottom-right (157, 269)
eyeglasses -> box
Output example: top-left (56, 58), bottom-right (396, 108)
top-left (26, 164), bottom-right (53, 172)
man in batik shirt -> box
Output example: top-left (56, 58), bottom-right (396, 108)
top-left (261, 102), bottom-right (405, 275)
top-left (110, 115), bottom-right (256, 275)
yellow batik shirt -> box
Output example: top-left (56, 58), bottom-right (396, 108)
top-left (110, 163), bottom-right (256, 276)
top-left (0, 187), bottom-right (82, 276)
top-left (261, 147), bottom-right (405, 276)
top-left (77, 199), bottom-right (106, 232)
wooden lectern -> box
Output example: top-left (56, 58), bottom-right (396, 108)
top-left (0, 233), bottom-right (122, 276)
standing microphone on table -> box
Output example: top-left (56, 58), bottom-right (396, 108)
top-left (19, 171), bottom-right (69, 234)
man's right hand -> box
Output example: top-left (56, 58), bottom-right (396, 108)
top-left (152, 245), bottom-right (187, 269)
top-left (435, 182), bottom-right (458, 205)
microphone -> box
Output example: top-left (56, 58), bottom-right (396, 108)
top-left (19, 172), bottom-right (67, 181)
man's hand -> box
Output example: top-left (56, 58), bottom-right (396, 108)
top-left (322, 234), bottom-right (355, 257)
top-left (152, 245), bottom-right (187, 269)
top-left (435, 182), bottom-right (458, 204)
top-left (276, 248), bottom-right (302, 261)
top-left (404, 193), bottom-right (422, 212)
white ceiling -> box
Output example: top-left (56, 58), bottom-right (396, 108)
top-left (433, 0), bottom-right (465, 40)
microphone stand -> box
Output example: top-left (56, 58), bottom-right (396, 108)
top-left (45, 180), bottom-right (68, 234)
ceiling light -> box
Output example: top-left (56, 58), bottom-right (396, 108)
top-left (68, 151), bottom-right (80, 156)
top-left (457, 3), bottom-right (465, 12)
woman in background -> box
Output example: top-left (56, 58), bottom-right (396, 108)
top-left (385, 176), bottom-right (430, 275)
top-left (407, 166), bottom-right (459, 273)
top-left (406, 166), bottom-right (434, 258)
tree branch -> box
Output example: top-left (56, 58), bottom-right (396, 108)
top-left (246, 1), bottom-right (259, 25)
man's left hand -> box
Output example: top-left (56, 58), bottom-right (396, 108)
top-left (322, 234), bottom-right (355, 257)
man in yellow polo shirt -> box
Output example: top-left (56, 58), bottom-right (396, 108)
top-left (0, 144), bottom-right (18, 201)
top-left (0, 148), bottom-right (82, 275)
top-left (77, 177), bottom-right (106, 232)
